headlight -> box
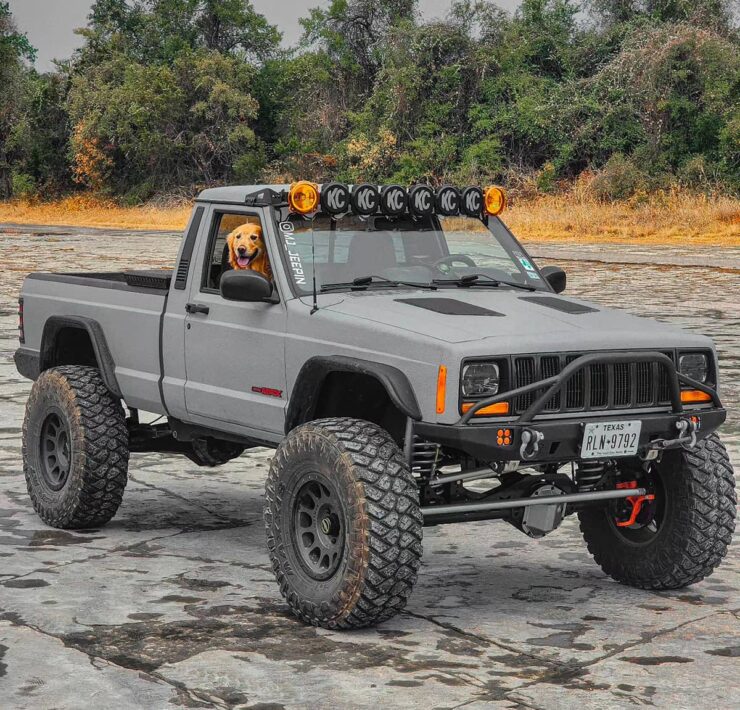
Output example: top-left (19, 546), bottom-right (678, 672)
top-left (462, 362), bottom-right (500, 397)
top-left (679, 353), bottom-right (709, 383)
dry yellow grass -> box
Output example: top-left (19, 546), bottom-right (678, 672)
top-left (0, 195), bottom-right (190, 231)
top-left (0, 191), bottom-right (737, 246)
top-left (506, 192), bottom-right (740, 247)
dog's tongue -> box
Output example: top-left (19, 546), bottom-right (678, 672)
top-left (237, 255), bottom-right (251, 268)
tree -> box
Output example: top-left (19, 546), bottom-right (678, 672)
top-left (0, 2), bottom-right (35, 197)
top-left (66, 0), bottom-right (277, 196)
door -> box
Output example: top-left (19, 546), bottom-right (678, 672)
top-left (183, 209), bottom-right (287, 434)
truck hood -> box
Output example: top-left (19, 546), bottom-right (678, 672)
top-left (319, 289), bottom-right (711, 351)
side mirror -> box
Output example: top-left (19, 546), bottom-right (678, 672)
top-left (220, 270), bottom-right (275, 303)
top-left (541, 265), bottom-right (566, 294)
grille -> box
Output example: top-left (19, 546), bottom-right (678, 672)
top-left (510, 352), bottom-right (674, 415)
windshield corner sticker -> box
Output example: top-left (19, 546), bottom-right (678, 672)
top-left (279, 221), bottom-right (307, 286)
top-left (513, 251), bottom-right (540, 279)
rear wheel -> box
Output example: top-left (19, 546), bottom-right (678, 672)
top-left (23, 366), bottom-right (129, 529)
top-left (265, 417), bottom-right (423, 629)
top-left (579, 433), bottom-right (736, 589)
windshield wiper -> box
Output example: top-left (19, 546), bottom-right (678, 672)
top-left (433, 273), bottom-right (536, 292)
top-left (320, 274), bottom-right (437, 292)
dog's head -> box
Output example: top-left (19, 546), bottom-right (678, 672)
top-left (227, 223), bottom-right (266, 270)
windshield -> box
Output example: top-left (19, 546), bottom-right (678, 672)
top-left (273, 211), bottom-right (548, 295)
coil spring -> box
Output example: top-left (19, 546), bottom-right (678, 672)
top-left (411, 436), bottom-right (440, 479)
top-left (576, 461), bottom-right (607, 490)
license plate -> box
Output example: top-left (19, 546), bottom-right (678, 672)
top-left (581, 420), bottom-right (642, 459)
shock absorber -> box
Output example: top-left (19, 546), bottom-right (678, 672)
top-left (576, 460), bottom-right (607, 490)
top-left (410, 436), bottom-right (440, 480)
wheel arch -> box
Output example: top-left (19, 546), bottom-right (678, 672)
top-left (285, 356), bottom-right (421, 437)
top-left (39, 316), bottom-right (121, 398)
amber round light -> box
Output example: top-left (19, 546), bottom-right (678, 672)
top-left (483, 186), bottom-right (507, 216)
top-left (289, 181), bottom-right (320, 214)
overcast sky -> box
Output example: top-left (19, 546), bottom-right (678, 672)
top-left (9, 0), bottom-right (519, 71)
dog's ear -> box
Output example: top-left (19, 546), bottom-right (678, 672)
top-left (226, 229), bottom-right (238, 250)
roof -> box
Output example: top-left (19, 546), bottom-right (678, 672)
top-left (196, 184), bottom-right (290, 204)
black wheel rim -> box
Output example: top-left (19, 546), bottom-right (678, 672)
top-left (292, 478), bottom-right (345, 580)
top-left (40, 412), bottom-right (71, 491)
top-left (610, 464), bottom-right (666, 545)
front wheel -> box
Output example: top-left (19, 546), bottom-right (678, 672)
top-left (264, 418), bottom-right (423, 629)
top-left (579, 433), bottom-right (736, 589)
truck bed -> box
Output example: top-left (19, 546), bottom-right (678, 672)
top-left (18, 270), bottom-right (173, 414)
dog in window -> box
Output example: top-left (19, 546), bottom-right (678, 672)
top-left (226, 223), bottom-right (272, 281)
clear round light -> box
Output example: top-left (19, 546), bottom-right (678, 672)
top-left (462, 362), bottom-right (500, 397)
top-left (679, 353), bottom-right (709, 383)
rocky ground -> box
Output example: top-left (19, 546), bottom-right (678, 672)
top-left (0, 225), bottom-right (738, 709)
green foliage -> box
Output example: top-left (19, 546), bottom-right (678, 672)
top-left (0, 0), bottom-right (738, 201)
top-left (11, 172), bottom-right (36, 198)
top-left (67, 48), bottom-right (261, 193)
top-left (0, 2), bottom-right (36, 197)
top-left (591, 153), bottom-right (648, 199)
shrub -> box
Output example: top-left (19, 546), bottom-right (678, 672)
top-left (11, 171), bottom-right (35, 198)
top-left (591, 154), bottom-right (647, 201)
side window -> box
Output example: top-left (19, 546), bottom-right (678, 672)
top-left (202, 212), bottom-right (265, 292)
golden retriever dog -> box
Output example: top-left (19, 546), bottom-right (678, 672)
top-left (226, 223), bottom-right (272, 281)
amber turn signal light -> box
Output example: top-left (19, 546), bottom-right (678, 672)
top-left (680, 389), bottom-right (712, 404)
top-left (461, 401), bottom-right (510, 416)
top-left (436, 365), bottom-right (447, 414)
top-left (483, 186), bottom-right (507, 216)
top-left (288, 181), bottom-right (320, 214)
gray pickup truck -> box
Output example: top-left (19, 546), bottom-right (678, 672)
top-left (15, 182), bottom-right (736, 629)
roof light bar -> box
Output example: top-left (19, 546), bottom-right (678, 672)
top-left (288, 183), bottom-right (506, 218)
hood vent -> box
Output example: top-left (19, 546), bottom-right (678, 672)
top-left (395, 298), bottom-right (504, 316)
top-left (519, 296), bottom-right (598, 314)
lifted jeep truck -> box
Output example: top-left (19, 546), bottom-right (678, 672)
top-left (15, 182), bottom-right (736, 629)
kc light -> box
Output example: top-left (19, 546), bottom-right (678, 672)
top-left (320, 182), bottom-right (350, 215)
top-left (288, 181), bottom-right (320, 214)
top-left (679, 352), bottom-right (709, 383)
top-left (483, 186), bottom-right (507, 216)
top-left (462, 362), bottom-right (500, 397)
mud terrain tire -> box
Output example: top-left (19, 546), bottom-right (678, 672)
top-left (265, 417), bottom-right (423, 629)
top-left (23, 366), bottom-right (129, 529)
top-left (579, 433), bottom-right (736, 589)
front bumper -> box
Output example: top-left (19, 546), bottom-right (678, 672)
top-left (416, 350), bottom-right (726, 463)
top-left (415, 408), bottom-right (726, 462)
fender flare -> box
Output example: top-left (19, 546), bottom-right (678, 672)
top-left (285, 355), bottom-right (422, 434)
top-left (40, 316), bottom-right (122, 398)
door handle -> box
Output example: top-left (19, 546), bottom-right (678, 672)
top-left (185, 303), bottom-right (210, 315)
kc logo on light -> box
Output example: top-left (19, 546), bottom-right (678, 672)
top-left (436, 186), bottom-right (460, 215)
top-left (381, 185), bottom-right (407, 215)
top-left (387, 189), bottom-right (404, 212)
top-left (320, 182), bottom-right (350, 215)
top-left (408, 185), bottom-right (434, 217)
top-left (413, 190), bottom-right (430, 212)
top-left (461, 187), bottom-right (483, 217)
top-left (326, 188), bottom-right (347, 212)
top-left (351, 184), bottom-right (379, 215)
